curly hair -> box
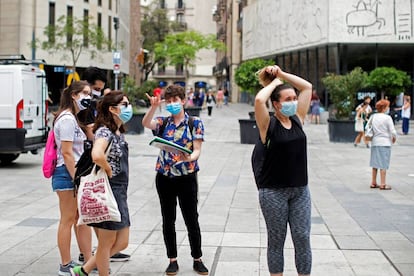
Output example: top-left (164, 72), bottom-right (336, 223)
top-left (164, 84), bottom-right (185, 100)
top-left (93, 90), bottom-right (126, 133)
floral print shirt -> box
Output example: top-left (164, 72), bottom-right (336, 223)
top-left (153, 114), bottom-right (204, 177)
top-left (95, 126), bottom-right (128, 178)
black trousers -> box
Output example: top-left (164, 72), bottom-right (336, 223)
top-left (207, 106), bottom-right (213, 116)
top-left (155, 173), bottom-right (202, 259)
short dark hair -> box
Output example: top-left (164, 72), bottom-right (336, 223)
top-left (82, 67), bottom-right (107, 85)
top-left (164, 84), bottom-right (185, 100)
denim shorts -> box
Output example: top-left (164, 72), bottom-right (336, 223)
top-left (52, 165), bottom-right (74, 192)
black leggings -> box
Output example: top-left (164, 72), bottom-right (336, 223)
top-left (259, 186), bottom-right (312, 275)
top-left (156, 173), bottom-right (202, 259)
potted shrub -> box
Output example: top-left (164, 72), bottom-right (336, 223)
top-left (122, 77), bottom-right (156, 134)
top-left (235, 58), bottom-right (273, 144)
top-left (322, 67), bottom-right (368, 142)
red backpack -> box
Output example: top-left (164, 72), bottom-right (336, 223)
top-left (42, 129), bottom-right (57, 178)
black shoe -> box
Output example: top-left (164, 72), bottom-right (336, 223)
top-left (193, 260), bottom-right (209, 275)
top-left (165, 261), bottom-right (179, 275)
top-left (110, 252), bottom-right (130, 262)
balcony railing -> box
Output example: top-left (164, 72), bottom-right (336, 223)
top-left (176, 3), bottom-right (185, 14)
top-left (152, 69), bottom-right (185, 78)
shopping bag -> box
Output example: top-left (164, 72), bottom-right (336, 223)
top-left (364, 115), bottom-right (375, 142)
top-left (77, 164), bottom-right (121, 225)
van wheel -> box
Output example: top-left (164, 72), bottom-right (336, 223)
top-left (0, 154), bottom-right (20, 165)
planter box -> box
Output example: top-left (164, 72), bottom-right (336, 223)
top-left (328, 119), bottom-right (355, 143)
top-left (185, 106), bottom-right (202, 116)
top-left (125, 113), bottom-right (145, 135)
top-left (239, 119), bottom-right (259, 144)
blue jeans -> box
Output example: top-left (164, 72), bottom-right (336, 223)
top-left (402, 117), bottom-right (409, 134)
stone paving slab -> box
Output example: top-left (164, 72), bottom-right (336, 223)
top-left (0, 103), bottom-right (413, 275)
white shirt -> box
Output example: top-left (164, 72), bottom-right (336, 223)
top-left (370, 113), bottom-right (397, 147)
top-left (402, 104), bottom-right (411, 119)
top-left (54, 111), bottom-right (87, 167)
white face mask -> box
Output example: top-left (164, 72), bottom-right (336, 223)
top-left (91, 89), bottom-right (101, 97)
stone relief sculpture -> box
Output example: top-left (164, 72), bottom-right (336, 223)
top-left (346, 0), bottom-right (386, 36)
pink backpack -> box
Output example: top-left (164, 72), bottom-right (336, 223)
top-left (42, 129), bottom-right (57, 178)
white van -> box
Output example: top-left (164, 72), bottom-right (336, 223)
top-left (0, 59), bottom-right (48, 164)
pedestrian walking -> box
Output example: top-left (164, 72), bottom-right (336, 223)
top-left (310, 90), bottom-right (320, 124)
top-left (142, 84), bottom-right (209, 275)
top-left (224, 88), bottom-right (229, 105)
top-left (206, 90), bottom-right (216, 117)
top-left (353, 100), bottom-right (370, 148)
top-left (51, 81), bottom-right (93, 276)
top-left (401, 95), bottom-right (411, 135)
top-left (368, 99), bottom-right (397, 190)
top-left (255, 65), bottom-right (312, 276)
top-left (71, 91), bottom-right (132, 276)
top-left (216, 88), bottom-right (224, 108)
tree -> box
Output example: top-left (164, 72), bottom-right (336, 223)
top-left (140, 2), bottom-right (184, 81)
top-left (36, 15), bottom-right (111, 75)
top-left (154, 30), bottom-right (225, 82)
top-left (367, 67), bottom-right (412, 99)
top-left (322, 67), bottom-right (368, 119)
top-left (234, 58), bottom-right (274, 95)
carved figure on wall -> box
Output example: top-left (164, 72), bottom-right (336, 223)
top-left (346, 0), bottom-right (385, 36)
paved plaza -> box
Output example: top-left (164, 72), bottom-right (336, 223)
top-left (0, 103), bottom-right (413, 276)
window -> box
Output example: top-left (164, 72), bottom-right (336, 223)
top-left (108, 16), bottom-right (112, 50)
top-left (97, 12), bottom-right (102, 49)
top-left (84, 0), bottom-right (88, 2)
top-left (160, 0), bottom-right (166, 9)
top-left (98, 0), bottom-right (102, 6)
top-left (83, 9), bottom-right (89, 47)
top-left (177, 0), bottom-right (183, 9)
top-left (109, 0), bottom-right (112, 10)
top-left (67, 6), bottom-right (73, 46)
top-left (48, 2), bottom-right (55, 43)
top-left (176, 64), bottom-right (184, 75)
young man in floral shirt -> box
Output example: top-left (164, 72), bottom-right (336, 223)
top-left (142, 84), bottom-right (208, 275)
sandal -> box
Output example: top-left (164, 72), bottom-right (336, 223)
top-left (370, 183), bottom-right (379, 188)
top-left (379, 185), bottom-right (392, 190)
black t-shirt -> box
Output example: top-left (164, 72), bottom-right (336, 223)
top-left (259, 115), bottom-right (308, 189)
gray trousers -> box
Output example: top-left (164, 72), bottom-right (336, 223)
top-left (259, 186), bottom-right (312, 275)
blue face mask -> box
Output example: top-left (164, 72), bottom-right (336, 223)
top-left (166, 102), bottom-right (182, 115)
top-left (119, 104), bottom-right (133, 123)
top-left (280, 100), bottom-right (298, 117)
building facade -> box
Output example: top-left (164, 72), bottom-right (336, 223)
top-left (212, 0), bottom-right (244, 103)
top-left (0, 0), bottom-right (135, 102)
top-left (241, 0), bottom-right (414, 107)
top-left (148, 0), bottom-right (218, 91)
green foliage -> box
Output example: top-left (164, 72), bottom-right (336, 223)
top-left (123, 77), bottom-right (157, 113)
top-left (36, 15), bottom-right (111, 70)
top-left (322, 67), bottom-right (368, 119)
top-left (154, 30), bottom-right (225, 79)
top-left (234, 59), bottom-right (274, 95)
top-left (367, 66), bottom-right (412, 98)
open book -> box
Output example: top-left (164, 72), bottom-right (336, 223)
top-left (149, 137), bottom-right (193, 154)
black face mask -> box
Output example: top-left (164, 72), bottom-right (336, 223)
top-left (80, 98), bottom-right (92, 108)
